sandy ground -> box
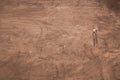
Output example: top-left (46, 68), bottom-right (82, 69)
top-left (0, 0), bottom-right (120, 80)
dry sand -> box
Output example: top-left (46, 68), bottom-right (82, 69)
top-left (0, 0), bottom-right (120, 80)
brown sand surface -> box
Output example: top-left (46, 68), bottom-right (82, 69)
top-left (0, 0), bottom-right (120, 80)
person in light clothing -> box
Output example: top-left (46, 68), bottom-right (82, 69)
top-left (92, 28), bottom-right (98, 47)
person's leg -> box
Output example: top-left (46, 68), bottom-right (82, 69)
top-left (93, 32), bottom-right (96, 47)
top-left (95, 32), bottom-right (98, 44)
top-left (93, 38), bottom-right (96, 47)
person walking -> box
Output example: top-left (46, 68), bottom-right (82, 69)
top-left (92, 28), bottom-right (98, 47)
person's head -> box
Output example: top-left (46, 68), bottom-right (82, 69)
top-left (93, 28), bottom-right (97, 32)
top-left (93, 27), bottom-right (98, 32)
